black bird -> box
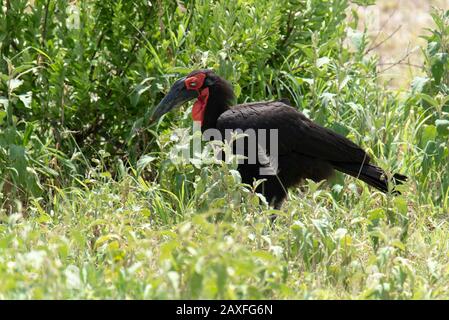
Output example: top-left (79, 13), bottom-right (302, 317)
top-left (152, 69), bottom-right (406, 209)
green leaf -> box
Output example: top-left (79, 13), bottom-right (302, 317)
top-left (0, 96), bottom-right (8, 108)
top-left (421, 125), bottom-right (437, 147)
top-left (94, 234), bottom-right (121, 249)
top-left (8, 79), bottom-right (23, 92)
top-left (348, 29), bottom-right (365, 51)
top-left (368, 208), bottom-right (385, 223)
top-left (351, 0), bottom-right (376, 5)
top-left (411, 77), bottom-right (430, 93)
top-left (234, 83), bottom-right (241, 98)
top-left (394, 197), bottom-right (408, 215)
top-left (427, 41), bottom-right (440, 56)
top-left (9, 144), bottom-right (42, 195)
top-left (0, 110), bottom-right (6, 123)
top-left (330, 122), bottom-right (350, 136)
top-left (18, 92), bottom-right (32, 109)
top-left (424, 140), bottom-right (437, 156)
top-left (431, 53), bottom-right (448, 85)
top-left (436, 119), bottom-right (449, 136)
top-left (316, 57), bottom-right (330, 68)
top-left (137, 155), bottom-right (156, 172)
top-left (130, 82), bottom-right (152, 107)
top-left (392, 240), bottom-right (406, 251)
top-left (23, 123), bottom-right (34, 146)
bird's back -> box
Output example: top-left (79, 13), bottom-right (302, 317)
top-left (217, 100), bottom-right (369, 165)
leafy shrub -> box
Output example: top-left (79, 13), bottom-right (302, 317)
top-left (407, 9), bottom-right (449, 207)
top-left (1, 0), bottom-right (377, 200)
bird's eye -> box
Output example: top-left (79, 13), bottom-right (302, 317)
top-left (184, 73), bottom-right (206, 90)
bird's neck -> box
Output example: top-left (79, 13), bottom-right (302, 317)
top-left (201, 95), bottom-right (230, 131)
top-left (199, 84), bottom-right (233, 132)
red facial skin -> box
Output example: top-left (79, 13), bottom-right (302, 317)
top-left (185, 73), bottom-right (209, 125)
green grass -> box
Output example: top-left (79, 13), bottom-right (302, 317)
top-left (1, 169), bottom-right (449, 299)
top-left (0, 0), bottom-right (448, 299)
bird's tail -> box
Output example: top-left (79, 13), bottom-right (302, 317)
top-left (332, 162), bottom-right (407, 194)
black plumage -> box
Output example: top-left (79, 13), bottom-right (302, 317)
top-left (152, 69), bottom-right (407, 209)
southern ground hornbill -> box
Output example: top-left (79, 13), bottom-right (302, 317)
top-left (151, 69), bottom-right (407, 209)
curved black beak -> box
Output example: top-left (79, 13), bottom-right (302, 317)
top-left (150, 77), bottom-right (198, 123)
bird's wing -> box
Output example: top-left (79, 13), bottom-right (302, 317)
top-left (216, 101), bottom-right (369, 164)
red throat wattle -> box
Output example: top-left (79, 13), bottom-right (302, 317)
top-left (192, 87), bottom-right (209, 125)
top-left (185, 73), bottom-right (209, 126)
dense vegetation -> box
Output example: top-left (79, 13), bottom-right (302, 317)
top-left (0, 0), bottom-right (448, 299)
